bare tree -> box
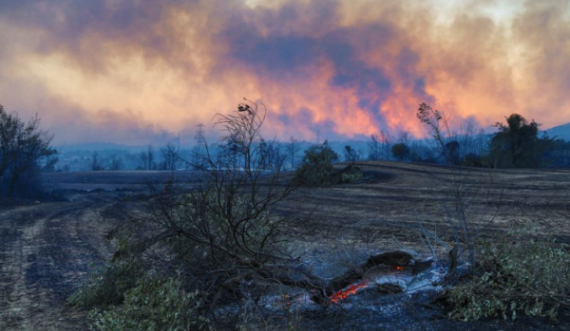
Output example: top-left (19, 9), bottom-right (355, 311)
top-left (370, 130), bottom-right (393, 160)
top-left (257, 139), bottom-right (287, 172)
top-left (417, 102), bottom-right (452, 164)
top-left (416, 102), bottom-right (496, 265)
top-left (153, 101), bottom-right (303, 303)
top-left (147, 145), bottom-right (155, 170)
top-left (382, 130), bottom-right (392, 160)
top-left (107, 100), bottom-right (351, 316)
top-left (74, 101), bottom-right (428, 328)
top-left (160, 141), bottom-right (179, 171)
top-left (109, 154), bottom-right (122, 171)
top-left (344, 145), bottom-right (362, 162)
top-left (137, 150), bottom-right (148, 170)
top-left (90, 151), bottom-right (103, 171)
top-left (367, 134), bottom-right (381, 160)
top-left (138, 145), bottom-right (155, 170)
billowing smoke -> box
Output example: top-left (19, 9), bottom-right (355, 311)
top-left (0, 0), bottom-right (568, 144)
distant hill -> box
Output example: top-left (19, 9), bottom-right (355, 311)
top-left (545, 122), bottom-right (570, 141)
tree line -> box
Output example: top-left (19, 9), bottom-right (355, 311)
top-left (355, 103), bottom-right (569, 168)
top-left (45, 101), bottom-right (570, 173)
top-left (1, 101), bottom-right (569, 197)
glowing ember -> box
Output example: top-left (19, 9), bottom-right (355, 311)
top-left (280, 294), bottom-right (292, 307)
top-left (395, 266), bottom-right (404, 271)
top-left (329, 282), bottom-right (368, 303)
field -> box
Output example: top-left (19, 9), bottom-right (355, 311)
top-left (1, 162), bottom-right (569, 330)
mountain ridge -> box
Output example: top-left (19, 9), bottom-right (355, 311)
top-left (545, 122), bottom-right (570, 141)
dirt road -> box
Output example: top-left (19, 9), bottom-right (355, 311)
top-left (0, 193), bottom-right (126, 330)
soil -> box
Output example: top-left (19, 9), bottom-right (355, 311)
top-left (0, 191), bottom-right (139, 330)
top-left (1, 162), bottom-right (569, 330)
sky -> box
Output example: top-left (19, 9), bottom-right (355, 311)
top-left (0, 0), bottom-right (569, 145)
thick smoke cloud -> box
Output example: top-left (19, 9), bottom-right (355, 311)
top-left (0, 0), bottom-right (568, 144)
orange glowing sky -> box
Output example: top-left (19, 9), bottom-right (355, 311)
top-left (0, 0), bottom-right (569, 144)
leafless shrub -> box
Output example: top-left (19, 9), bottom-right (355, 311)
top-left (160, 141), bottom-right (180, 171)
top-left (416, 103), bottom-right (501, 267)
top-left (416, 103), bottom-right (570, 322)
top-left (73, 100), bottom-right (338, 330)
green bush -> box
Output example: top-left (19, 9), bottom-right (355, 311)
top-left (337, 164), bottom-right (363, 184)
top-left (89, 276), bottom-right (209, 331)
top-left (294, 141), bottom-right (339, 186)
top-left (68, 262), bottom-right (141, 307)
top-left (448, 237), bottom-right (570, 321)
top-left (69, 225), bottom-right (147, 307)
top-left (71, 187), bottom-right (288, 326)
top-left (340, 171), bottom-right (363, 184)
top-left (391, 143), bottom-right (410, 161)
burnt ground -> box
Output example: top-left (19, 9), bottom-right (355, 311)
top-left (0, 190), bottom-right (143, 330)
top-left (1, 163), bottom-right (570, 330)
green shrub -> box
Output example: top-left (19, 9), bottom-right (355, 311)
top-left (69, 224), bottom-right (147, 307)
top-left (338, 165), bottom-right (363, 184)
top-left (391, 143), bottom-right (410, 161)
top-left (294, 141), bottom-right (339, 186)
top-left (68, 261), bottom-right (142, 307)
top-left (340, 171), bottom-right (362, 184)
top-left (71, 187), bottom-right (288, 320)
top-left (448, 237), bottom-right (570, 321)
top-left (89, 276), bottom-right (209, 331)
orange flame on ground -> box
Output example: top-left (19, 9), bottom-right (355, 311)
top-left (280, 294), bottom-right (292, 307)
top-left (329, 282), bottom-right (368, 303)
top-left (395, 266), bottom-right (404, 271)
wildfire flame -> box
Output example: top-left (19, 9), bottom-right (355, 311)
top-left (329, 282), bottom-right (368, 303)
top-left (327, 265), bottom-right (406, 303)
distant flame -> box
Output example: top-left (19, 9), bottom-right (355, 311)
top-left (280, 294), bottom-right (292, 307)
top-left (395, 266), bottom-right (404, 271)
top-left (329, 282), bottom-right (368, 303)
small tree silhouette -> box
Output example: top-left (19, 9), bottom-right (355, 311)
top-left (0, 104), bottom-right (56, 196)
top-left (391, 143), bottom-right (409, 161)
top-left (490, 114), bottom-right (548, 168)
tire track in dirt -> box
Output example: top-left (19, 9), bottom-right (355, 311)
top-left (0, 199), bottom-right (120, 330)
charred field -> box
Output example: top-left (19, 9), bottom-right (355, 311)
top-left (1, 161), bottom-right (570, 331)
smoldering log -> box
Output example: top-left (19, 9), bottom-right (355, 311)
top-left (311, 251), bottom-right (433, 303)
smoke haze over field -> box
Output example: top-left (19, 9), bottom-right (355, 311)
top-left (0, 0), bottom-right (569, 144)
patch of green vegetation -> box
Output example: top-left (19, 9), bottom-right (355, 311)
top-left (89, 276), bottom-right (209, 331)
top-left (68, 261), bottom-right (142, 307)
top-left (448, 235), bottom-right (570, 321)
top-left (294, 141), bottom-right (363, 186)
top-left (294, 141), bottom-right (339, 186)
top-left (339, 167), bottom-right (363, 184)
top-left (68, 226), bottom-right (145, 307)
